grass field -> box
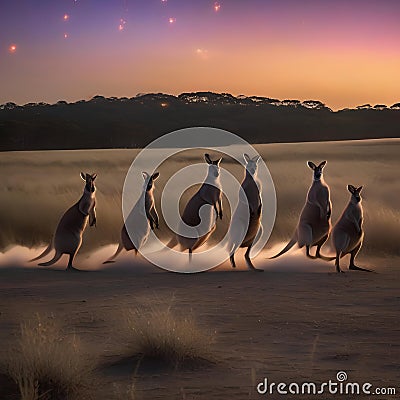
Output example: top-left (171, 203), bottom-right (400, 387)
top-left (0, 139), bottom-right (399, 262)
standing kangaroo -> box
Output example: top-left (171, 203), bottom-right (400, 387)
top-left (30, 172), bottom-right (97, 271)
top-left (168, 154), bottom-right (222, 261)
top-left (270, 161), bottom-right (332, 260)
top-left (229, 154), bottom-right (263, 271)
top-left (103, 171), bottom-right (159, 264)
top-left (331, 185), bottom-right (371, 273)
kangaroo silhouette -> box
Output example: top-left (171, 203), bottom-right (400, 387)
top-left (270, 161), bottom-right (333, 260)
top-left (30, 172), bottom-right (97, 271)
top-left (228, 154), bottom-right (263, 271)
top-left (167, 153), bottom-right (222, 261)
top-left (331, 185), bottom-right (372, 273)
top-left (103, 171), bottom-right (160, 264)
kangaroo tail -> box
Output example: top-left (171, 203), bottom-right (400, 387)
top-left (38, 251), bottom-right (62, 266)
top-left (103, 242), bottom-right (124, 264)
top-left (166, 236), bottom-right (178, 249)
top-left (269, 237), bottom-right (297, 259)
top-left (29, 242), bottom-right (53, 262)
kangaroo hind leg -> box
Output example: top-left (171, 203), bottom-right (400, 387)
top-left (335, 250), bottom-right (344, 273)
top-left (230, 252), bottom-right (237, 269)
top-left (315, 234), bottom-right (335, 261)
top-left (306, 245), bottom-right (317, 259)
top-left (349, 243), bottom-right (372, 272)
top-left (66, 252), bottom-right (81, 272)
top-left (298, 224), bottom-right (313, 259)
top-left (245, 245), bottom-right (263, 272)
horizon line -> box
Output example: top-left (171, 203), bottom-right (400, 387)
top-left (1, 91), bottom-right (399, 112)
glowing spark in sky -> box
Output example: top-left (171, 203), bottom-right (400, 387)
top-left (63, 14), bottom-right (69, 21)
top-left (118, 18), bottom-right (127, 31)
top-left (214, 2), bottom-right (221, 12)
top-left (169, 17), bottom-right (176, 24)
top-left (196, 48), bottom-right (209, 59)
top-left (161, 0), bottom-right (167, 2)
top-left (64, 33), bottom-right (69, 39)
top-left (9, 44), bottom-right (17, 53)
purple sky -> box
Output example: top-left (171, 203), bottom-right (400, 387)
top-left (1, 0), bottom-right (400, 109)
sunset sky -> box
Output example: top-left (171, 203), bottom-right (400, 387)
top-left (1, 0), bottom-right (399, 110)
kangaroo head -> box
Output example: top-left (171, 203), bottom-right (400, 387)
top-left (142, 171), bottom-right (159, 191)
top-left (80, 172), bottom-right (97, 192)
top-left (307, 160), bottom-right (326, 181)
top-left (348, 184), bottom-right (363, 203)
top-left (205, 153), bottom-right (222, 178)
top-left (243, 153), bottom-right (260, 176)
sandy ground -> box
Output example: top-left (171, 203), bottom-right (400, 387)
top-left (0, 139), bottom-right (399, 398)
top-left (0, 252), bottom-right (399, 400)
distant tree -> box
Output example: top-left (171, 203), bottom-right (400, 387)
top-left (373, 104), bottom-right (387, 110)
top-left (2, 102), bottom-right (18, 110)
top-left (356, 104), bottom-right (371, 109)
top-left (56, 100), bottom-right (68, 106)
top-left (282, 99), bottom-right (301, 107)
top-left (90, 95), bottom-right (106, 103)
top-left (390, 102), bottom-right (400, 109)
top-left (266, 98), bottom-right (281, 106)
top-left (302, 100), bottom-right (326, 110)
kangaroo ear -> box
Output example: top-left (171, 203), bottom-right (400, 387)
top-left (357, 186), bottom-right (363, 193)
top-left (252, 155), bottom-right (261, 163)
top-left (91, 173), bottom-right (97, 180)
top-left (318, 160), bottom-right (327, 169)
top-left (142, 171), bottom-right (149, 180)
top-left (243, 153), bottom-right (250, 164)
top-left (216, 157), bottom-right (222, 166)
top-left (348, 184), bottom-right (356, 194)
top-left (204, 153), bottom-right (212, 164)
top-left (80, 172), bottom-right (86, 181)
top-left (152, 172), bottom-right (160, 180)
top-left (307, 161), bottom-right (316, 170)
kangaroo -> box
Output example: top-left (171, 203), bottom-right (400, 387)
top-left (103, 171), bottom-right (159, 264)
top-left (270, 161), bottom-right (332, 260)
top-left (229, 154), bottom-right (263, 271)
top-left (331, 185), bottom-right (371, 273)
top-left (168, 153), bottom-right (222, 261)
top-left (30, 172), bottom-right (97, 271)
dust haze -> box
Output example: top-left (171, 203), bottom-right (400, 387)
top-left (0, 139), bottom-right (399, 271)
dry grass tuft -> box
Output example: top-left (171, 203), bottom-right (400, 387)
top-left (3, 314), bottom-right (93, 400)
top-left (122, 306), bottom-right (215, 367)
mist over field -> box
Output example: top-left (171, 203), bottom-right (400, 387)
top-left (0, 139), bottom-right (399, 267)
